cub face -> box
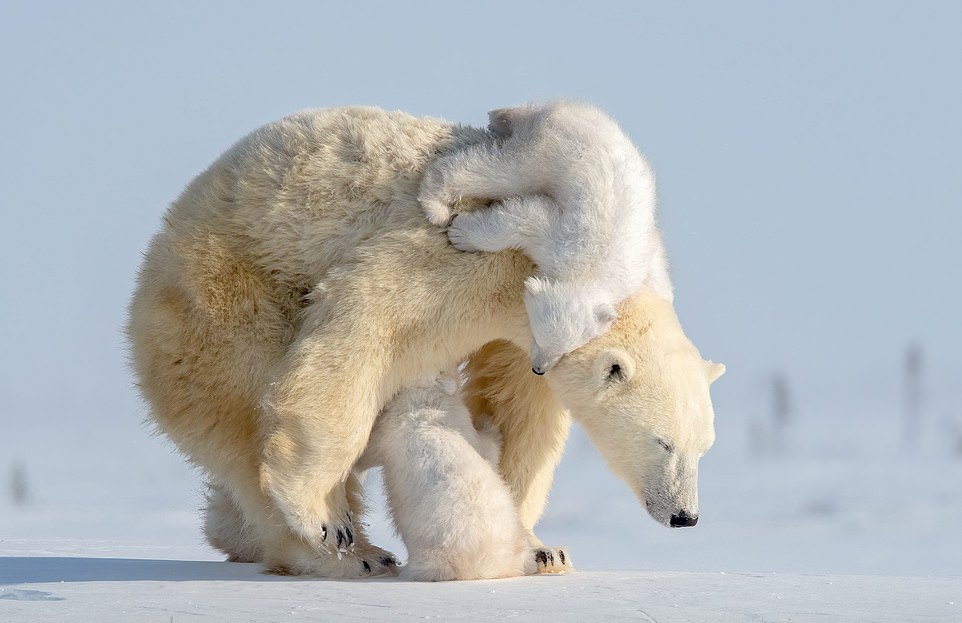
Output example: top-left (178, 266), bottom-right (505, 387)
top-left (545, 292), bottom-right (724, 528)
top-left (524, 276), bottom-right (616, 375)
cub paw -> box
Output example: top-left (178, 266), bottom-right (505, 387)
top-left (533, 547), bottom-right (573, 575)
top-left (447, 214), bottom-right (482, 252)
top-left (420, 198), bottom-right (453, 227)
top-left (418, 169), bottom-right (453, 226)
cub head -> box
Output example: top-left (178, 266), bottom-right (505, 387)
top-left (545, 290), bottom-right (724, 528)
top-left (523, 276), bottom-right (617, 375)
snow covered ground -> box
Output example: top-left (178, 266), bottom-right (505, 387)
top-left (1, 395), bottom-right (960, 621)
top-left (1, 552), bottom-right (958, 623)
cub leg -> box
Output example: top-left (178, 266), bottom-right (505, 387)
top-left (447, 195), bottom-right (555, 254)
top-left (419, 147), bottom-right (546, 226)
top-left (471, 415), bottom-right (504, 466)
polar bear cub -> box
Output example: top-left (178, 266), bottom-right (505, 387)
top-left (419, 101), bottom-right (673, 373)
top-left (360, 370), bottom-right (536, 581)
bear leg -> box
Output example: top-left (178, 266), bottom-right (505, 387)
top-left (342, 471), bottom-right (400, 574)
top-left (204, 483), bottom-right (263, 563)
top-left (211, 465), bottom-right (395, 578)
top-left (259, 305), bottom-right (390, 552)
top-left (463, 340), bottom-right (572, 537)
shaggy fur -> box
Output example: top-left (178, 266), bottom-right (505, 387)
top-left (127, 106), bottom-right (723, 578)
top-left (419, 101), bottom-right (674, 373)
top-left (358, 371), bottom-right (537, 581)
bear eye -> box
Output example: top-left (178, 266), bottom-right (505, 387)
top-left (657, 439), bottom-right (673, 453)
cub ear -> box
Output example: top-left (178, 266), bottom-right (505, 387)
top-left (594, 302), bottom-right (617, 328)
top-left (524, 275), bottom-right (549, 296)
top-left (706, 361), bottom-right (726, 384)
top-left (488, 107), bottom-right (529, 138)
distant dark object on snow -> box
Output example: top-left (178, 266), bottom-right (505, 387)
top-left (10, 461), bottom-right (29, 506)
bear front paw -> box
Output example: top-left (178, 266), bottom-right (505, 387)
top-left (264, 477), bottom-right (357, 553)
top-left (320, 514), bottom-right (357, 553)
top-left (265, 546), bottom-right (399, 579)
top-left (354, 543), bottom-right (400, 577)
top-left (533, 547), bottom-right (573, 575)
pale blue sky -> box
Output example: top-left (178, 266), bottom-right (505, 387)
top-left (2, 1), bottom-right (960, 440)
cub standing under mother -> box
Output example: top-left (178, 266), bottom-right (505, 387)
top-left (127, 102), bottom-right (724, 578)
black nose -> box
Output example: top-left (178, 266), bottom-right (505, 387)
top-left (669, 511), bottom-right (698, 527)
top-left (532, 367), bottom-right (545, 375)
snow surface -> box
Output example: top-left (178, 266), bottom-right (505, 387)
top-left (1, 545), bottom-right (958, 623)
top-left (2, 401), bottom-right (960, 621)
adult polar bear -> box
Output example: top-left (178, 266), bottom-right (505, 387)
top-left (128, 106), bottom-right (724, 578)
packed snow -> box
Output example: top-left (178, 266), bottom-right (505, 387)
top-left (2, 396), bottom-right (960, 621)
top-left (1, 557), bottom-right (958, 623)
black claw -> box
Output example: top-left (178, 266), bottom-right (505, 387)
top-left (535, 551), bottom-right (548, 566)
top-left (320, 525), bottom-right (327, 541)
top-left (559, 550), bottom-right (566, 565)
top-left (345, 526), bottom-right (354, 546)
top-left (336, 529), bottom-right (346, 549)
top-left (380, 556), bottom-right (396, 567)
top-left (362, 560), bottom-right (372, 573)
top-left (548, 551), bottom-right (555, 565)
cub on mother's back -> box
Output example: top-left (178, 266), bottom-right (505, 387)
top-left (419, 101), bottom-right (674, 373)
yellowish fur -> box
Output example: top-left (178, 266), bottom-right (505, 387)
top-left (127, 107), bottom-right (721, 577)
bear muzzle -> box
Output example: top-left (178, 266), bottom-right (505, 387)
top-left (669, 510), bottom-right (698, 528)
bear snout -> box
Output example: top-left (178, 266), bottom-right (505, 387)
top-left (669, 510), bottom-right (698, 527)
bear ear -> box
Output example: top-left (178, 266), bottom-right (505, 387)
top-left (594, 302), bottom-right (617, 328)
top-left (706, 361), bottom-right (726, 384)
top-left (594, 349), bottom-right (635, 385)
top-left (488, 107), bottom-right (527, 138)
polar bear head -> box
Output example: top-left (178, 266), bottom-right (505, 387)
top-left (545, 290), bottom-right (724, 528)
top-left (524, 276), bottom-right (617, 375)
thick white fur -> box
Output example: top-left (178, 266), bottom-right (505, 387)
top-left (127, 106), bottom-right (723, 578)
top-left (420, 101), bottom-right (673, 373)
top-left (359, 371), bottom-right (536, 581)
